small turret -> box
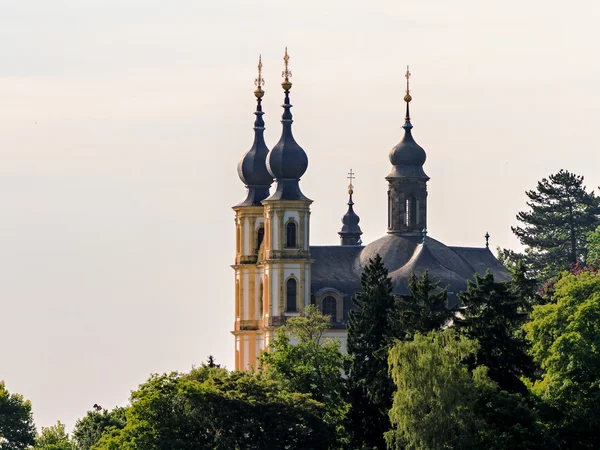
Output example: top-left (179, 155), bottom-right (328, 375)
top-left (339, 169), bottom-right (363, 246)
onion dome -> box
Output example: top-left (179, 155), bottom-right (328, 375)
top-left (339, 170), bottom-right (363, 246)
top-left (265, 48), bottom-right (310, 201)
top-left (388, 66), bottom-right (429, 180)
top-left (237, 56), bottom-right (273, 206)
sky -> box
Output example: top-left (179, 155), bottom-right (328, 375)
top-left (1, 0), bottom-right (599, 432)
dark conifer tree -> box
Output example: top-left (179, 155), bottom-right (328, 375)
top-left (454, 272), bottom-right (535, 395)
top-left (510, 170), bottom-right (600, 277)
top-left (346, 254), bottom-right (397, 450)
top-left (396, 270), bottom-right (455, 337)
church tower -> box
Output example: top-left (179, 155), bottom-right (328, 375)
top-left (261, 48), bottom-right (313, 335)
top-left (339, 170), bottom-right (362, 245)
top-left (232, 56), bottom-right (273, 370)
top-left (386, 67), bottom-right (429, 235)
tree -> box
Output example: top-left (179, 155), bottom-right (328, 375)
top-left (0, 381), bottom-right (35, 450)
top-left (396, 270), bottom-right (455, 337)
top-left (346, 255), bottom-right (398, 449)
top-left (34, 421), bottom-right (72, 450)
top-left (259, 305), bottom-right (348, 445)
top-left (524, 269), bottom-right (600, 449)
top-left (454, 272), bottom-right (534, 394)
top-left (93, 367), bottom-right (337, 450)
top-left (72, 407), bottom-right (126, 450)
top-left (510, 170), bottom-right (600, 277)
top-left (587, 225), bottom-right (600, 264)
top-left (386, 330), bottom-right (551, 450)
top-left (385, 329), bottom-right (489, 449)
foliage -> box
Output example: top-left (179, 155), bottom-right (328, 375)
top-left (454, 272), bottom-right (534, 394)
top-left (396, 270), bottom-right (456, 337)
top-left (346, 255), bottom-right (397, 449)
top-left (525, 270), bottom-right (600, 449)
top-left (34, 421), bottom-right (72, 450)
top-left (259, 306), bottom-right (348, 445)
top-left (385, 329), bottom-right (487, 450)
top-left (92, 366), bottom-right (336, 450)
top-left (0, 381), bottom-right (35, 450)
top-left (510, 169), bottom-right (600, 277)
top-left (587, 224), bottom-right (600, 264)
top-left (386, 330), bottom-right (551, 450)
top-left (72, 407), bottom-right (126, 450)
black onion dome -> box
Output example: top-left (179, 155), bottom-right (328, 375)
top-left (236, 94), bottom-right (273, 206)
top-left (388, 84), bottom-right (429, 179)
top-left (340, 194), bottom-right (361, 233)
top-left (266, 91), bottom-right (308, 180)
top-left (238, 99), bottom-right (273, 186)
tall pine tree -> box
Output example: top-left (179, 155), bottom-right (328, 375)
top-left (346, 254), bottom-right (397, 450)
top-left (510, 170), bottom-right (600, 277)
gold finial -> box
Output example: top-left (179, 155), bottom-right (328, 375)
top-left (281, 47), bottom-right (293, 91)
top-left (347, 169), bottom-right (355, 195)
top-left (254, 54), bottom-right (265, 98)
top-left (404, 65), bottom-right (412, 103)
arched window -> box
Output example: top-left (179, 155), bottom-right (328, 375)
top-left (322, 296), bottom-right (337, 322)
top-left (286, 221), bottom-right (297, 248)
top-left (405, 199), bottom-right (411, 226)
top-left (256, 226), bottom-right (264, 253)
top-left (286, 278), bottom-right (297, 312)
top-left (410, 196), bottom-right (418, 227)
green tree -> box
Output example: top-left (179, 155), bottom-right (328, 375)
top-left (525, 269), bottom-right (600, 449)
top-left (385, 329), bottom-right (488, 450)
top-left (587, 224), bottom-right (600, 264)
top-left (386, 330), bottom-right (551, 450)
top-left (259, 305), bottom-right (348, 445)
top-left (93, 367), bottom-right (336, 450)
top-left (0, 381), bottom-right (35, 450)
top-left (396, 270), bottom-right (455, 337)
top-left (455, 272), bottom-right (534, 394)
top-left (72, 407), bottom-right (126, 450)
top-left (510, 170), bottom-right (600, 277)
top-left (346, 255), bottom-right (397, 449)
top-left (34, 421), bottom-right (72, 450)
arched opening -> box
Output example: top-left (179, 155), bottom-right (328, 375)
top-left (286, 221), bottom-right (297, 248)
top-left (410, 196), bottom-right (418, 227)
top-left (286, 278), bottom-right (297, 312)
top-left (256, 226), bottom-right (264, 254)
top-left (322, 296), bottom-right (337, 322)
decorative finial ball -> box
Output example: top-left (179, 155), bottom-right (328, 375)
top-left (348, 187), bottom-right (354, 195)
top-left (281, 79), bottom-right (292, 91)
top-left (404, 93), bottom-right (412, 103)
top-left (254, 87), bottom-right (264, 98)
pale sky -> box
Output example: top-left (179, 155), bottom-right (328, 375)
top-left (1, 0), bottom-right (599, 432)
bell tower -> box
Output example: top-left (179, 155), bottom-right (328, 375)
top-left (261, 48), bottom-right (313, 336)
top-left (386, 66), bottom-right (430, 235)
top-left (232, 56), bottom-right (273, 370)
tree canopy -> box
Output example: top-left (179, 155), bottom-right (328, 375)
top-left (0, 381), bottom-right (35, 450)
top-left (511, 169), bottom-right (600, 277)
top-left (525, 268), bottom-right (600, 449)
top-left (92, 365), bottom-right (336, 450)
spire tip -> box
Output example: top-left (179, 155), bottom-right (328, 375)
top-left (281, 47), bottom-right (292, 91)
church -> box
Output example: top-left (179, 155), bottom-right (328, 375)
top-left (232, 50), bottom-right (508, 371)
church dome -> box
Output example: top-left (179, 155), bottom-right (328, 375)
top-left (359, 234), bottom-right (476, 284)
top-left (389, 125), bottom-right (426, 167)
top-left (237, 132), bottom-right (273, 187)
top-left (267, 131), bottom-right (308, 180)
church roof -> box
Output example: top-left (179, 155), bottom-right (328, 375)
top-left (310, 235), bottom-right (509, 307)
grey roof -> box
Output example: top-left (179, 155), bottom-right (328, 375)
top-left (310, 234), bottom-right (509, 310)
